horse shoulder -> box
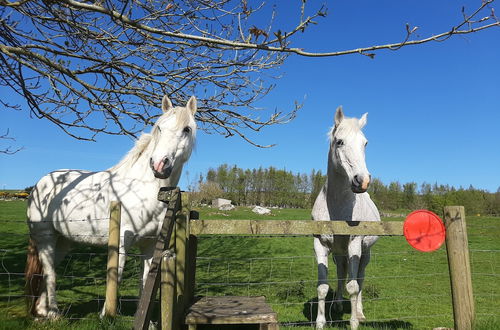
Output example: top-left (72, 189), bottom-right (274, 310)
top-left (353, 193), bottom-right (380, 222)
top-left (312, 185), bottom-right (329, 221)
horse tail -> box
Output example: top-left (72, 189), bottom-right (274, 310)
top-left (25, 237), bottom-right (43, 316)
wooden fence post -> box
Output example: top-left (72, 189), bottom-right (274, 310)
top-left (160, 251), bottom-right (176, 330)
top-left (444, 206), bottom-right (475, 330)
top-left (185, 210), bottom-right (199, 306)
top-left (105, 201), bottom-right (121, 317)
top-left (174, 209), bottom-right (188, 329)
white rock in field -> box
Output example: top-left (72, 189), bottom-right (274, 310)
top-left (252, 206), bottom-right (271, 215)
top-left (212, 198), bottom-right (232, 208)
top-left (219, 203), bottom-right (235, 211)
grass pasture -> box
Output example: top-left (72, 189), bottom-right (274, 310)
top-left (0, 200), bottom-right (499, 329)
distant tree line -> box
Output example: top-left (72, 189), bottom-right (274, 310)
top-left (191, 164), bottom-right (500, 216)
top-left (190, 164), bottom-right (325, 209)
top-left (368, 179), bottom-right (500, 216)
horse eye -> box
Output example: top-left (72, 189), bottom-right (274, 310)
top-left (183, 126), bottom-right (191, 134)
top-left (336, 139), bottom-right (344, 146)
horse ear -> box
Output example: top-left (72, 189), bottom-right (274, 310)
top-left (359, 112), bottom-right (368, 129)
top-left (334, 106), bottom-right (344, 126)
top-left (162, 95), bottom-right (173, 113)
top-left (186, 96), bottom-right (197, 114)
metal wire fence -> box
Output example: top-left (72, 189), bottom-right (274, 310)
top-left (0, 218), bottom-right (499, 329)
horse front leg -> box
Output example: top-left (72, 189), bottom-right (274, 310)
top-left (355, 249), bottom-right (372, 323)
top-left (314, 237), bottom-right (330, 330)
top-left (346, 236), bottom-right (363, 330)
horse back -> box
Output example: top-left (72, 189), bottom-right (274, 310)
top-left (27, 169), bottom-right (165, 245)
top-left (28, 169), bottom-right (95, 222)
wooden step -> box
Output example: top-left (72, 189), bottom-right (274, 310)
top-left (185, 296), bottom-right (278, 330)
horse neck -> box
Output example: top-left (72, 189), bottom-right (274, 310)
top-left (326, 149), bottom-right (356, 216)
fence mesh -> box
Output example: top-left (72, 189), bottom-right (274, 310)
top-left (0, 217), bottom-right (498, 328)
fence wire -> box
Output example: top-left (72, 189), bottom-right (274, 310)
top-left (0, 219), bottom-right (498, 328)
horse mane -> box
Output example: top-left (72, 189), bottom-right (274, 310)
top-left (175, 106), bottom-right (193, 130)
top-left (108, 133), bottom-right (152, 172)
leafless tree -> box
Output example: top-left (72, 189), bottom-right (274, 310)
top-left (0, 0), bottom-right (498, 148)
top-left (0, 129), bottom-right (22, 154)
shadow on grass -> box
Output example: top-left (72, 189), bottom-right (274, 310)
top-left (295, 289), bottom-right (413, 329)
top-left (59, 294), bottom-right (140, 318)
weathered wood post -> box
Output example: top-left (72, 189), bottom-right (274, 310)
top-left (444, 206), bottom-right (475, 330)
top-left (173, 208), bottom-right (188, 329)
top-left (161, 208), bottom-right (178, 330)
top-left (160, 251), bottom-right (176, 330)
top-left (105, 201), bottom-right (121, 317)
top-left (185, 210), bottom-right (199, 306)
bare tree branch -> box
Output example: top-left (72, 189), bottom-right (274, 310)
top-left (0, 129), bottom-right (22, 154)
top-left (0, 0), bottom-right (498, 147)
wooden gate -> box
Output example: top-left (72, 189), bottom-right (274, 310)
top-left (127, 188), bottom-right (474, 330)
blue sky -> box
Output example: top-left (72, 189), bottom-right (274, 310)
top-left (1, 1), bottom-right (500, 192)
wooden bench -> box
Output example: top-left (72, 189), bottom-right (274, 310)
top-left (185, 296), bottom-right (279, 330)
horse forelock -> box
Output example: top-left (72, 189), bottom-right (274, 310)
top-left (155, 105), bottom-right (195, 130)
top-left (329, 117), bottom-right (363, 142)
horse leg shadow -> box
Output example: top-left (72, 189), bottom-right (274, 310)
top-left (303, 289), bottom-right (350, 328)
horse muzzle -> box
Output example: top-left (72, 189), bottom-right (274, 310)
top-left (150, 156), bottom-right (173, 179)
top-left (351, 174), bottom-right (371, 193)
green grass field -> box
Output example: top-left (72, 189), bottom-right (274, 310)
top-left (0, 200), bottom-right (499, 329)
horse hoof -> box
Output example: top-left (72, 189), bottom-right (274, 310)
top-left (350, 318), bottom-right (360, 330)
top-left (316, 317), bottom-right (326, 329)
top-left (34, 310), bottom-right (48, 319)
top-left (47, 309), bottom-right (61, 320)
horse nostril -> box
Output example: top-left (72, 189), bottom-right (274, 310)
top-left (162, 156), bottom-right (171, 167)
top-left (354, 175), bottom-right (361, 185)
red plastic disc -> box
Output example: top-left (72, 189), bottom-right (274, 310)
top-left (403, 210), bottom-right (446, 252)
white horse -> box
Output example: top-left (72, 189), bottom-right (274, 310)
top-left (312, 107), bottom-right (380, 329)
top-left (25, 95), bottom-right (197, 319)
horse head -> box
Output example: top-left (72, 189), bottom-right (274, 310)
top-left (149, 95), bottom-right (197, 179)
top-left (329, 106), bottom-right (371, 193)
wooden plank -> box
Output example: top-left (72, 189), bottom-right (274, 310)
top-left (133, 187), bottom-right (181, 330)
top-left (185, 296), bottom-right (278, 325)
top-left (444, 206), bottom-right (475, 330)
top-left (104, 201), bottom-right (121, 317)
top-left (189, 220), bottom-right (403, 236)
